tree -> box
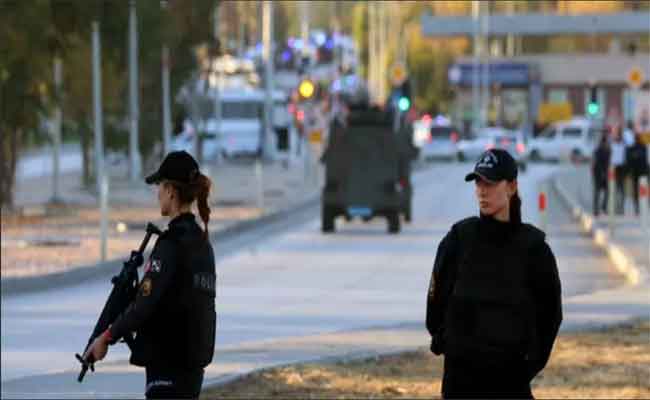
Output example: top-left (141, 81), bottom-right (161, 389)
top-left (1, 1), bottom-right (56, 209)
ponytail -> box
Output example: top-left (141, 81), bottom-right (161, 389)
top-left (195, 173), bottom-right (212, 241)
top-left (510, 190), bottom-right (522, 225)
top-left (167, 172), bottom-right (212, 241)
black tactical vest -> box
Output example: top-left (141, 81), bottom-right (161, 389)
top-left (443, 217), bottom-right (542, 361)
top-left (130, 219), bottom-right (216, 371)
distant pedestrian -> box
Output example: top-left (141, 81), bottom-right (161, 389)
top-left (626, 133), bottom-right (650, 215)
top-left (426, 149), bottom-right (562, 399)
top-left (610, 128), bottom-right (627, 215)
top-left (592, 134), bottom-right (611, 216)
top-left (623, 121), bottom-right (636, 147)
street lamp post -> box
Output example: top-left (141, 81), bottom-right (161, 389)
top-left (128, 0), bottom-right (142, 182)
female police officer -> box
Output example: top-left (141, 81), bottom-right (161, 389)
top-left (84, 150), bottom-right (217, 399)
top-left (426, 149), bottom-right (562, 399)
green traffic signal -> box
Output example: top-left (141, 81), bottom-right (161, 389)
top-left (587, 102), bottom-right (599, 116)
top-left (398, 97), bottom-right (411, 112)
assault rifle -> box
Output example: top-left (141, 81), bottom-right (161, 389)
top-left (75, 222), bottom-right (162, 382)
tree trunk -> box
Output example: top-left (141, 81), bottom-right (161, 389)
top-left (80, 117), bottom-right (92, 187)
top-left (0, 126), bottom-right (20, 210)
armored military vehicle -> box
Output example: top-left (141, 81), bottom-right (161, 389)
top-left (320, 108), bottom-right (418, 234)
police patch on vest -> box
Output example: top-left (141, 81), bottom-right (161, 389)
top-left (193, 273), bottom-right (216, 295)
top-left (141, 278), bottom-right (152, 296)
top-left (151, 259), bottom-right (162, 273)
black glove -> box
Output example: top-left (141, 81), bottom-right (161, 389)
top-left (430, 332), bottom-right (445, 355)
top-left (128, 251), bottom-right (144, 268)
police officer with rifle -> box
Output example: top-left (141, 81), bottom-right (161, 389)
top-left (78, 151), bottom-right (217, 399)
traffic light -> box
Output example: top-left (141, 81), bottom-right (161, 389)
top-left (397, 79), bottom-right (412, 112)
top-left (587, 85), bottom-right (599, 116)
top-left (298, 79), bottom-right (316, 100)
top-left (398, 97), bottom-right (411, 112)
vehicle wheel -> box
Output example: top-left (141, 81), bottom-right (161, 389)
top-left (518, 162), bottom-right (527, 173)
top-left (404, 202), bottom-right (412, 223)
top-left (530, 149), bottom-right (541, 162)
top-left (387, 211), bottom-right (401, 234)
top-left (457, 152), bottom-right (466, 162)
top-left (322, 205), bottom-right (335, 233)
top-left (570, 149), bottom-right (582, 163)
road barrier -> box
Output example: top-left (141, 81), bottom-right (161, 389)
top-left (538, 188), bottom-right (547, 233)
top-left (640, 176), bottom-right (650, 267)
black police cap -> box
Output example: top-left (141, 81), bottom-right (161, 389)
top-left (465, 149), bottom-right (518, 183)
top-left (145, 151), bottom-right (200, 185)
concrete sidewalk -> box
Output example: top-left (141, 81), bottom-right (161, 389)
top-left (553, 165), bottom-right (650, 284)
top-left (2, 157), bottom-right (321, 290)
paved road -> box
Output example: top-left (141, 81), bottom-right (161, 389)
top-left (1, 163), bottom-right (626, 398)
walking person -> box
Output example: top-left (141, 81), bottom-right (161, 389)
top-left (626, 132), bottom-right (650, 215)
top-left (610, 128), bottom-right (627, 215)
top-left (592, 134), bottom-right (611, 216)
top-left (84, 151), bottom-right (217, 399)
top-left (426, 149), bottom-right (562, 399)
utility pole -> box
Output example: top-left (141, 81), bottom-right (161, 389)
top-left (161, 47), bottom-right (172, 156)
top-left (161, 1), bottom-right (172, 156)
top-left (93, 20), bottom-right (108, 261)
top-left (128, 0), bottom-right (142, 182)
top-left (51, 56), bottom-right (63, 203)
top-left (213, 2), bottom-right (223, 164)
top-left (300, 1), bottom-right (309, 54)
top-left (480, 1), bottom-right (490, 129)
top-left (368, 2), bottom-right (376, 101)
top-left (377, 1), bottom-right (388, 103)
top-left (262, 0), bottom-right (274, 160)
top-left (92, 21), bottom-right (104, 197)
top-left (472, 0), bottom-right (480, 133)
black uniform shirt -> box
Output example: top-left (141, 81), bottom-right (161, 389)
top-left (426, 215), bottom-right (563, 378)
top-left (109, 214), bottom-right (188, 342)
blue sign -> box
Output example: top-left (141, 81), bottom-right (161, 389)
top-left (448, 63), bottom-right (530, 87)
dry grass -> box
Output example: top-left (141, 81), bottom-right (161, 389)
top-left (205, 320), bottom-right (650, 399)
top-left (0, 204), bottom-right (261, 278)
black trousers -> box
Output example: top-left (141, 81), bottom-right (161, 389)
top-left (442, 356), bottom-right (534, 399)
top-left (145, 367), bottom-right (204, 399)
top-left (614, 166), bottom-right (627, 215)
top-left (593, 179), bottom-right (608, 216)
top-left (631, 173), bottom-right (650, 215)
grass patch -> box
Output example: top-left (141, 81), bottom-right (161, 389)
top-left (204, 319), bottom-right (650, 399)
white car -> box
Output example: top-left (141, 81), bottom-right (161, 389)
top-left (457, 127), bottom-right (529, 170)
top-left (528, 118), bottom-right (602, 162)
top-left (417, 124), bottom-right (461, 161)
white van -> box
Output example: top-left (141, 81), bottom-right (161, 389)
top-left (173, 88), bottom-right (295, 159)
top-left (528, 117), bottom-right (602, 162)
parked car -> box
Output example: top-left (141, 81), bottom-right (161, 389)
top-left (528, 117), bottom-right (601, 162)
top-left (457, 127), bottom-right (529, 171)
top-left (418, 125), bottom-right (461, 161)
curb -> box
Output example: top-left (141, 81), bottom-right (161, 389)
top-left (201, 347), bottom-right (415, 394)
top-left (551, 176), bottom-right (646, 286)
top-left (1, 193), bottom-right (321, 297)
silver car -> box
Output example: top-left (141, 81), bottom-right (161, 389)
top-left (457, 128), bottom-right (529, 171)
top-left (418, 125), bottom-right (461, 161)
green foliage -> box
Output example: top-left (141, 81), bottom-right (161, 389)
top-left (0, 0), bottom-right (220, 207)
